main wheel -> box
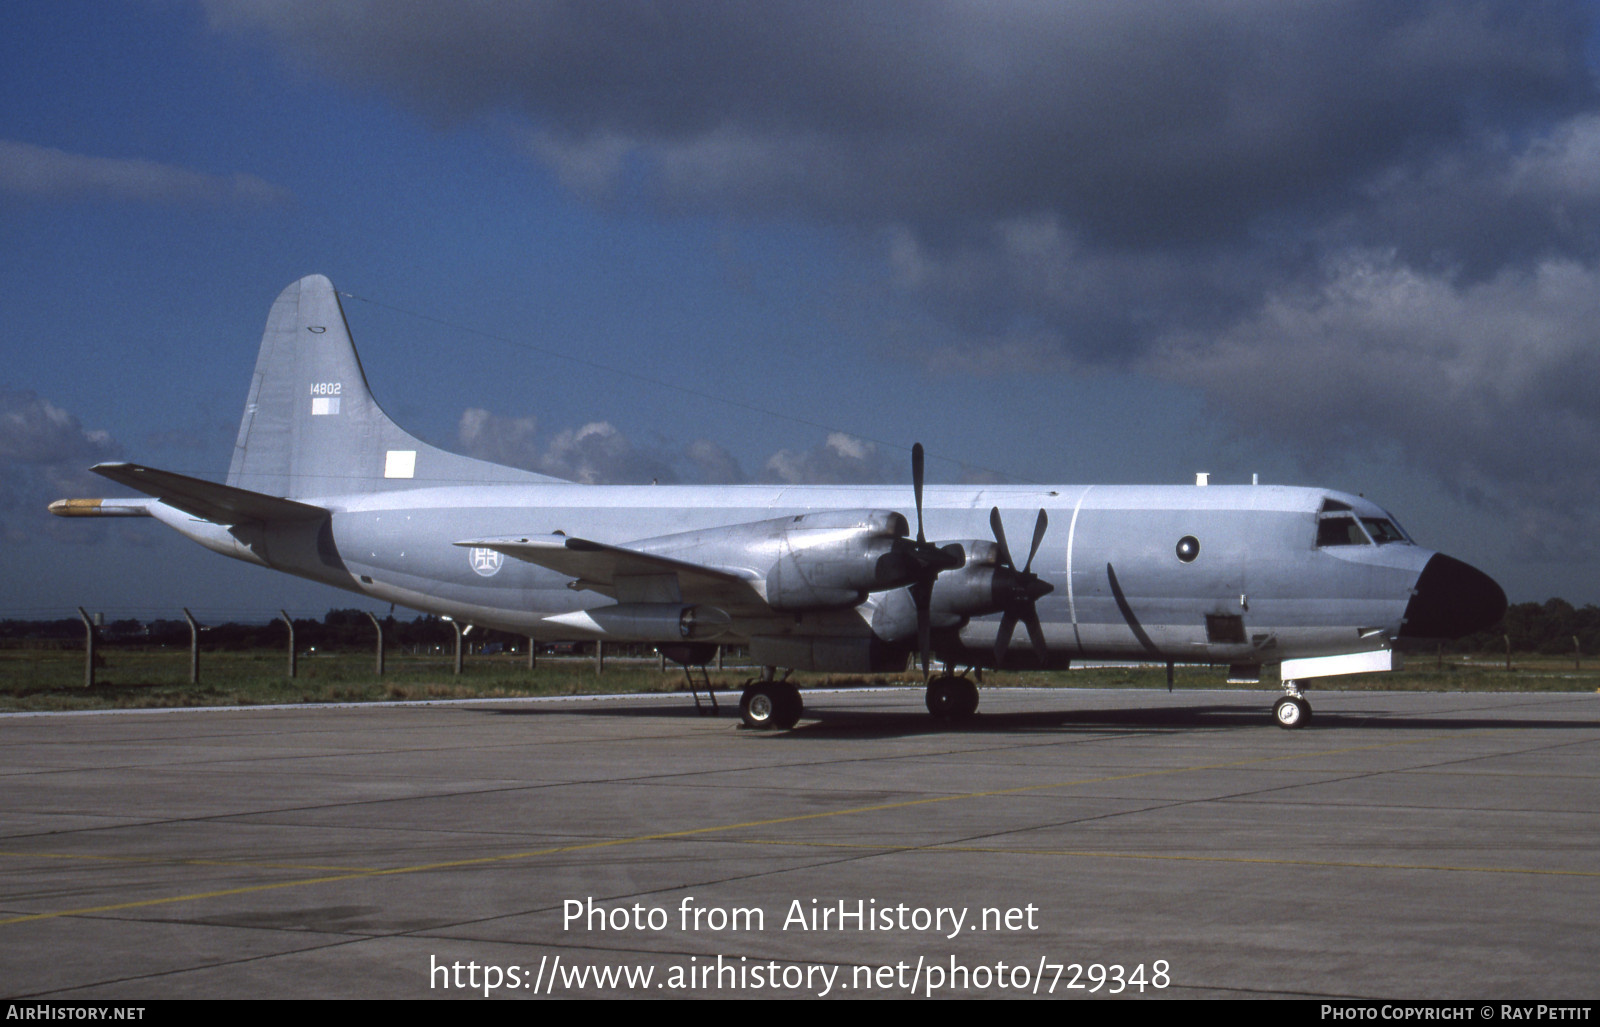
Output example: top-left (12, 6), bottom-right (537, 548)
top-left (952, 677), bottom-right (980, 719)
top-left (926, 676), bottom-right (978, 721)
top-left (1273, 695), bottom-right (1310, 730)
top-left (740, 682), bottom-right (802, 730)
top-left (773, 681), bottom-right (803, 729)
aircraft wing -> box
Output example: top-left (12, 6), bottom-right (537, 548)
top-left (91, 462), bottom-right (327, 525)
top-left (456, 534), bottom-right (764, 607)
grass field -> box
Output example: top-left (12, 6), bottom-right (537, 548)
top-left (0, 647), bottom-right (1594, 713)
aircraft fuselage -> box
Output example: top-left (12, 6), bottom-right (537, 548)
top-left (156, 479), bottom-right (1460, 672)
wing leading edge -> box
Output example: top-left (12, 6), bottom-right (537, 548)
top-left (455, 534), bottom-right (763, 608)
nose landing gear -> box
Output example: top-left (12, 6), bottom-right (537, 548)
top-left (1273, 680), bottom-right (1312, 729)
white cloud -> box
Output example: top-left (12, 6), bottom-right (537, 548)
top-left (0, 140), bottom-right (290, 205)
top-left (762, 433), bottom-right (891, 485)
top-left (457, 407), bottom-right (539, 470)
top-left (0, 392), bottom-right (125, 543)
top-left (456, 410), bottom-right (734, 484)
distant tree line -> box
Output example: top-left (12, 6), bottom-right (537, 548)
top-left (1460, 599), bottom-right (1599, 656)
top-left (3, 600), bottom-right (1595, 657)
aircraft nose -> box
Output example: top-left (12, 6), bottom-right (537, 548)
top-left (1399, 553), bottom-right (1507, 640)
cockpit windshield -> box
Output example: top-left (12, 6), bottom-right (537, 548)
top-left (1316, 496), bottom-right (1414, 548)
top-left (1317, 516), bottom-right (1369, 546)
top-left (1360, 518), bottom-right (1409, 544)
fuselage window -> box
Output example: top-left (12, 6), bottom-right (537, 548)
top-left (1317, 516), bottom-right (1370, 546)
top-left (1360, 518), bottom-right (1409, 544)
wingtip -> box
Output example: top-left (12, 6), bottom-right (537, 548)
top-left (48, 497), bottom-right (151, 518)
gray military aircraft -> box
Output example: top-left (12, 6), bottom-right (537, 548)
top-left (52, 275), bottom-right (1506, 729)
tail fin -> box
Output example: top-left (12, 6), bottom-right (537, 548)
top-left (227, 275), bottom-right (563, 497)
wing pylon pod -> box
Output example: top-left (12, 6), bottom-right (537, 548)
top-left (989, 505), bottom-right (1053, 666)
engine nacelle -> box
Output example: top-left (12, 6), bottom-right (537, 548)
top-left (929, 539), bottom-right (1002, 620)
top-left (868, 540), bottom-right (1003, 641)
top-left (764, 509), bottom-right (915, 611)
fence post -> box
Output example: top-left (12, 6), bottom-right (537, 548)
top-left (528, 636), bottom-right (537, 671)
top-left (77, 607), bottom-right (96, 688)
top-left (595, 639), bottom-right (604, 675)
top-left (183, 608), bottom-right (200, 684)
top-left (280, 611), bottom-right (296, 678)
top-left (365, 611), bottom-right (385, 676)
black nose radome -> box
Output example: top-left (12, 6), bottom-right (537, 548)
top-left (1400, 554), bottom-right (1507, 640)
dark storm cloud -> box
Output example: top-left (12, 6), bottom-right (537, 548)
top-left (205, 1), bottom-right (1600, 551)
top-left (1154, 254), bottom-right (1600, 557)
top-left (201, 1), bottom-right (1589, 236)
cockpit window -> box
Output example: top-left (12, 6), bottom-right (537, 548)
top-left (1360, 518), bottom-right (1409, 544)
top-left (1319, 498), bottom-right (1353, 513)
top-left (1317, 516), bottom-right (1370, 546)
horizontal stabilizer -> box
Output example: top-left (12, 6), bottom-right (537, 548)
top-left (92, 462), bottom-right (327, 525)
top-left (456, 534), bottom-right (757, 603)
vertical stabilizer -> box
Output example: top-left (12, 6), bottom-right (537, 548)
top-left (227, 275), bottom-right (562, 498)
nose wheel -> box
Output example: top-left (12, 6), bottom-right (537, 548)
top-left (1273, 694), bottom-right (1311, 729)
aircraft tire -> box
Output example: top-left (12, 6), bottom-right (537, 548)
top-left (953, 677), bottom-right (979, 719)
top-left (1273, 695), bottom-right (1310, 730)
top-left (773, 682), bottom-right (803, 729)
top-left (740, 682), bottom-right (802, 730)
top-left (926, 676), bottom-right (978, 720)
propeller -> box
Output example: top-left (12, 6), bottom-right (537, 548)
top-left (989, 505), bottom-right (1053, 667)
top-left (900, 444), bottom-right (963, 676)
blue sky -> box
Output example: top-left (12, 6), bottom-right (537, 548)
top-left (3, 1), bottom-right (1599, 622)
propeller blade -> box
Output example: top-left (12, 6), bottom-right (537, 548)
top-left (1023, 608), bottom-right (1049, 664)
top-left (989, 506), bottom-right (1013, 569)
top-left (912, 579), bottom-right (933, 677)
top-left (912, 443), bottom-right (926, 543)
top-left (990, 506), bottom-right (1053, 667)
top-left (994, 610), bottom-right (1019, 668)
top-left (1024, 509), bottom-right (1048, 574)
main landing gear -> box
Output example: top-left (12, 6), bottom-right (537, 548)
top-left (1273, 680), bottom-right (1312, 729)
top-left (925, 674), bottom-right (979, 721)
top-left (739, 669), bottom-right (802, 730)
